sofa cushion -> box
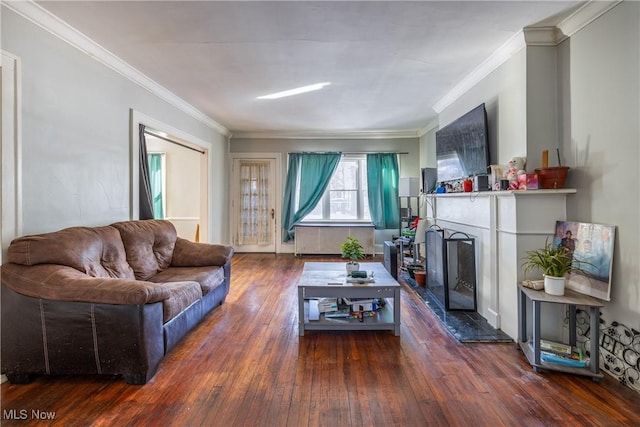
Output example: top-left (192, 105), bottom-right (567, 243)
top-left (7, 226), bottom-right (134, 279)
top-left (160, 281), bottom-right (202, 323)
top-left (111, 220), bottom-right (177, 280)
top-left (150, 266), bottom-right (225, 296)
top-left (172, 238), bottom-right (234, 267)
top-left (1, 264), bottom-right (170, 305)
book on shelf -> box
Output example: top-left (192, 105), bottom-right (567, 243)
top-left (350, 302), bottom-right (378, 312)
top-left (341, 297), bottom-right (376, 306)
top-left (324, 310), bottom-right (351, 318)
top-left (540, 350), bottom-right (589, 368)
top-left (540, 339), bottom-right (572, 355)
top-left (530, 340), bottom-right (589, 368)
top-left (316, 298), bottom-right (338, 313)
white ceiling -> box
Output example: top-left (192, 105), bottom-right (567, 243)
top-left (33, 0), bottom-right (584, 137)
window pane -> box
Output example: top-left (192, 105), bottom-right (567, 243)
top-left (330, 190), bottom-right (358, 219)
top-left (361, 161), bottom-right (370, 219)
top-left (330, 160), bottom-right (358, 190)
top-left (305, 202), bottom-right (323, 220)
top-left (300, 156), bottom-right (371, 222)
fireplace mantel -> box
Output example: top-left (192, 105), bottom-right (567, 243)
top-left (425, 189), bottom-right (576, 339)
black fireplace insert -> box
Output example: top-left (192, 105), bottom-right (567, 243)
top-left (425, 227), bottom-right (477, 311)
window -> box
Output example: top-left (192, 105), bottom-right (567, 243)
top-left (148, 152), bottom-right (166, 219)
top-left (303, 156), bottom-right (370, 221)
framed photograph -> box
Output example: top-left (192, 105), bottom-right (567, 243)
top-left (553, 220), bottom-right (615, 301)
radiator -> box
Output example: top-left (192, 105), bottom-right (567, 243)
top-left (294, 224), bottom-right (375, 256)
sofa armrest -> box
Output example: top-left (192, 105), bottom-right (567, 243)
top-left (171, 238), bottom-right (234, 267)
top-left (1, 263), bottom-right (170, 305)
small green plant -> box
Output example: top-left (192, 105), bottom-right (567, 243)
top-left (340, 236), bottom-right (366, 262)
top-left (522, 241), bottom-right (590, 278)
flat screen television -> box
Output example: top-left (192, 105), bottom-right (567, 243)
top-left (436, 103), bottom-right (490, 183)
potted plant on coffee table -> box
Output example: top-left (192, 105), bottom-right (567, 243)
top-left (341, 236), bottom-right (366, 275)
top-left (522, 241), bottom-right (591, 296)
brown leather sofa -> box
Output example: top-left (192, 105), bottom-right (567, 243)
top-left (1, 219), bottom-right (233, 384)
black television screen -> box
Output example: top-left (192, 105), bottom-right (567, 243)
top-left (436, 104), bottom-right (490, 182)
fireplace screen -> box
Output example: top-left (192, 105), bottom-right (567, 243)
top-left (425, 228), bottom-right (477, 311)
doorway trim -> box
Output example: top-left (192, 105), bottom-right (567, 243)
top-left (229, 152), bottom-right (283, 253)
top-left (1, 51), bottom-right (23, 263)
top-left (130, 109), bottom-right (211, 241)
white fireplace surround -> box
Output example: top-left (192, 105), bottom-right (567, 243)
top-left (425, 189), bottom-right (575, 339)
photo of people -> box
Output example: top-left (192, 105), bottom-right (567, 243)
top-left (553, 221), bottom-right (615, 301)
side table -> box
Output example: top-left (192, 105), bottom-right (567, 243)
top-left (518, 284), bottom-right (603, 381)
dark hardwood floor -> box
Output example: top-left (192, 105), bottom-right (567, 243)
top-left (2, 253), bottom-right (639, 426)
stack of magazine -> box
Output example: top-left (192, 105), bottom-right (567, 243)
top-left (323, 298), bottom-right (384, 319)
top-left (536, 339), bottom-right (589, 368)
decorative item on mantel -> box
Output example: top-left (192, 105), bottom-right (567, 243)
top-left (535, 149), bottom-right (570, 189)
top-left (340, 236), bottom-right (366, 275)
top-left (506, 156), bottom-right (527, 190)
top-left (522, 240), bottom-right (592, 296)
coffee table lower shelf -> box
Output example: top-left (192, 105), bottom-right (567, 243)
top-left (297, 262), bottom-right (401, 336)
top-left (301, 299), bottom-right (397, 334)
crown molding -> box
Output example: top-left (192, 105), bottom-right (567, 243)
top-left (557, 0), bottom-right (622, 39)
top-left (432, 1), bottom-right (623, 114)
top-left (433, 30), bottom-right (526, 113)
top-left (7, 0), bottom-right (622, 140)
top-left (230, 129), bottom-right (422, 140)
top-left (523, 26), bottom-right (564, 46)
top-left (4, 0), bottom-right (231, 137)
top-left (417, 119), bottom-right (439, 137)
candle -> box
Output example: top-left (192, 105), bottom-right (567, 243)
top-left (542, 150), bottom-right (549, 169)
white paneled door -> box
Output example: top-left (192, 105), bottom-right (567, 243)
top-left (231, 157), bottom-right (277, 252)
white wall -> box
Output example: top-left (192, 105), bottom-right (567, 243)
top-left (438, 48), bottom-right (528, 168)
top-left (526, 45), bottom-right (560, 170)
top-left (560, 1), bottom-right (639, 329)
top-left (427, 2), bottom-right (639, 332)
top-left (230, 137), bottom-right (421, 251)
top-left (0, 7), bottom-right (230, 242)
top-left (230, 137), bottom-right (420, 178)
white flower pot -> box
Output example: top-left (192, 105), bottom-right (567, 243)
top-left (544, 275), bottom-right (566, 296)
top-left (346, 261), bottom-right (359, 275)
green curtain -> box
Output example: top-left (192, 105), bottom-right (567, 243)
top-left (148, 153), bottom-right (164, 219)
top-left (366, 153), bottom-right (399, 229)
top-left (282, 152), bottom-right (341, 242)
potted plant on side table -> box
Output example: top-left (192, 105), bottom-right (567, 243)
top-left (522, 241), bottom-right (591, 296)
top-left (340, 236), bottom-right (366, 275)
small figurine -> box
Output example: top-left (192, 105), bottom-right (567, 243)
top-left (506, 156), bottom-right (526, 189)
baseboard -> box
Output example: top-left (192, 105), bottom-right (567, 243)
top-left (486, 309), bottom-right (500, 329)
top-left (1, 374), bottom-right (7, 384)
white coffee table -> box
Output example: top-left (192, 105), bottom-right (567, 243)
top-left (297, 262), bottom-right (401, 336)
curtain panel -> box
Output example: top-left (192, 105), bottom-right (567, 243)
top-left (281, 152), bottom-right (341, 242)
top-left (366, 153), bottom-right (400, 230)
